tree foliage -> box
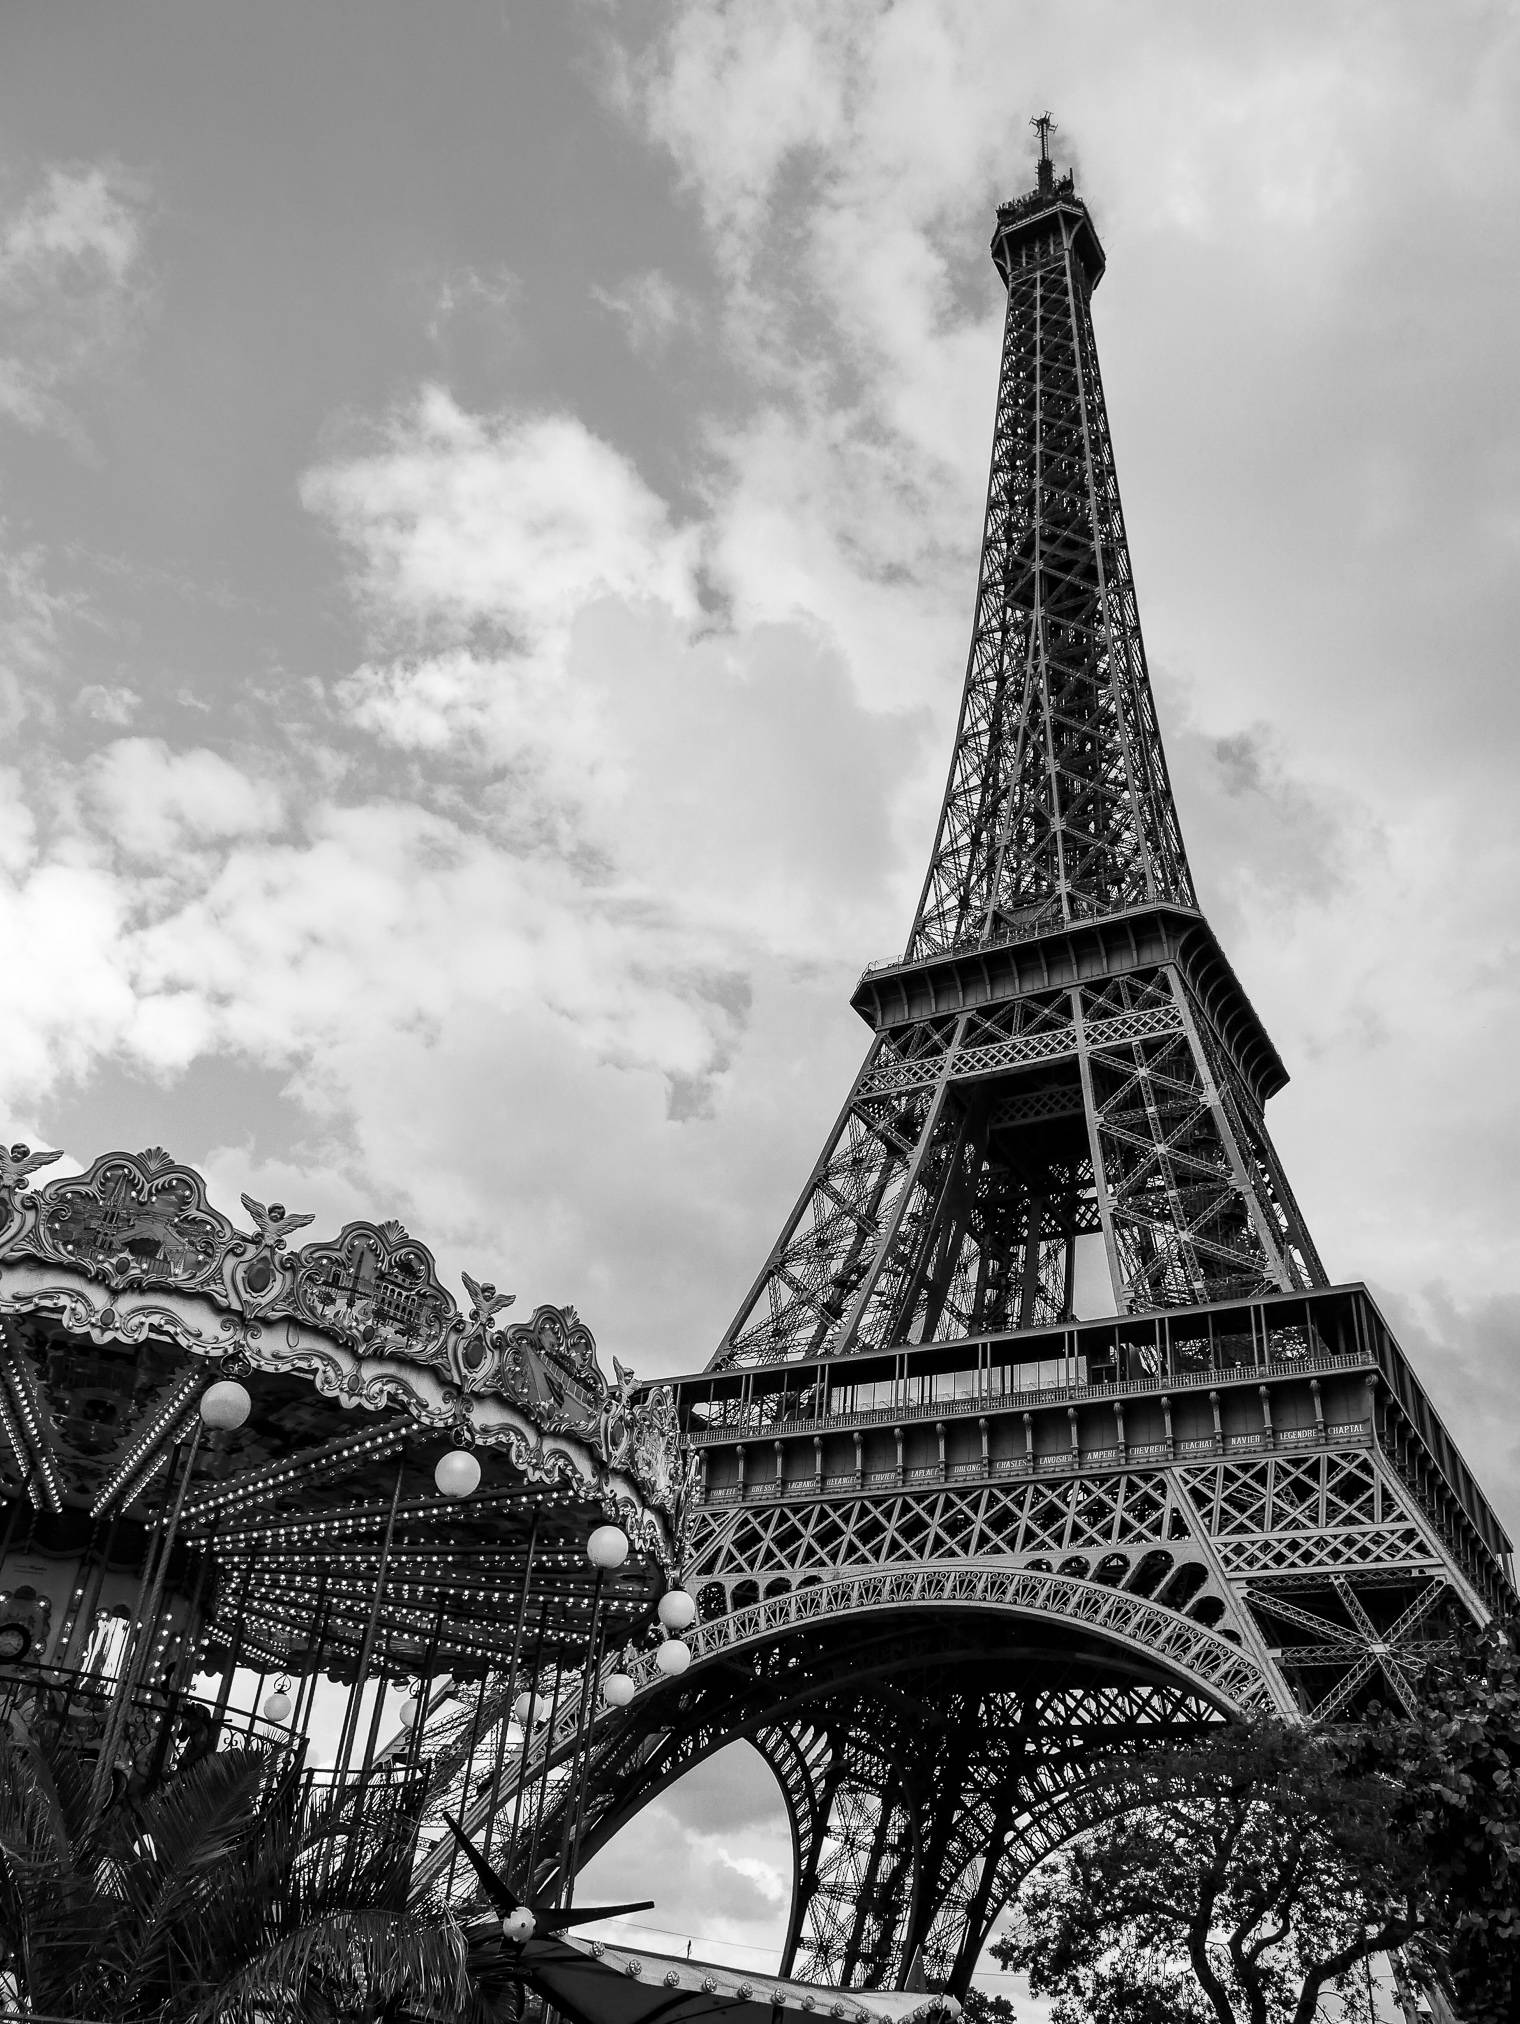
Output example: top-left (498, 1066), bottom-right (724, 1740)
top-left (1356, 1622), bottom-right (1520, 2024)
top-left (958, 1988), bottom-right (1017, 2024)
top-left (991, 1721), bottom-right (1420, 2024)
top-left (0, 1728), bottom-right (491, 2022)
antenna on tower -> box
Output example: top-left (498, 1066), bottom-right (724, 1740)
top-left (1031, 110), bottom-right (1057, 194)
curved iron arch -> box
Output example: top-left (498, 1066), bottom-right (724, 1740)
top-left (620, 1562), bottom-right (1277, 1719)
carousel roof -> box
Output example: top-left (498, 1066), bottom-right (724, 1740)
top-left (0, 1140), bottom-right (684, 1675)
top-left (502, 1932), bottom-right (961, 2024)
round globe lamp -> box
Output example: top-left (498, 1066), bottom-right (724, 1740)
top-left (586, 1523), bottom-right (629, 1570)
top-left (657, 1588), bottom-right (697, 1633)
top-left (434, 1448), bottom-right (481, 1499)
top-left (200, 1379), bottom-right (251, 1431)
top-left (655, 1638), bottom-right (692, 1678)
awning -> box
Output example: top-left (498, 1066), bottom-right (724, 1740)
top-left (507, 1931), bottom-right (961, 2024)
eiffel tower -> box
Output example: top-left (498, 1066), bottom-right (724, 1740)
top-left (423, 127), bottom-right (1514, 1993)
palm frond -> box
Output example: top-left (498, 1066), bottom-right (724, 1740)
top-left (101, 1749), bottom-right (294, 1994)
top-left (197, 1906), bottom-right (495, 2024)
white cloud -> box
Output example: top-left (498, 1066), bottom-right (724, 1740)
top-left (82, 739), bottom-right (286, 867)
top-left (303, 388), bottom-right (701, 648)
top-left (0, 165), bottom-right (142, 283)
top-left (0, 768), bottom-right (36, 876)
top-left (426, 266), bottom-right (522, 347)
top-left (313, 393), bottom-right (925, 960)
top-left (0, 536), bottom-right (81, 730)
top-left (0, 161), bottom-right (149, 436)
top-left (73, 682), bottom-right (140, 728)
top-left (577, 1743), bottom-right (791, 1969)
top-left (0, 854), bottom-right (138, 1098)
top-left (592, 267), bottom-right (701, 355)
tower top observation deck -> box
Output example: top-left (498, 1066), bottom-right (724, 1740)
top-left (993, 128), bottom-right (1106, 289)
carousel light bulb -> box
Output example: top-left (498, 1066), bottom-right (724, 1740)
top-left (657, 1589), bottom-right (697, 1633)
top-left (603, 1672), bottom-right (636, 1707)
top-left (655, 1638), bottom-right (692, 1678)
top-left (200, 1380), bottom-right (251, 1431)
top-left (587, 1524), bottom-right (629, 1569)
top-left (434, 1449), bottom-right (481, 1499)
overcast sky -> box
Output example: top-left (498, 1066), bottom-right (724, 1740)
top-left (2, 0), bottom-right (1517, 1989)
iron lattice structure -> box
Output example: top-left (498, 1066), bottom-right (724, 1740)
top-left (717, 162), bottom-right (1321, 1361)
top-left (425, 149), bottom-right (1515, 1994)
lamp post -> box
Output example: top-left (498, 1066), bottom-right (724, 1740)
top-left (89, 1373), bottom-right (251, 1816)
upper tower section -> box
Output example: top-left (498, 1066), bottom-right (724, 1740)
top-left (904, 125), bottom-right (1197, 964)
top-left (990, 163), bottom-right (1105, 294)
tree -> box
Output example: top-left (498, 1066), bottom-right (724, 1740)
top-left (1357, 1622), bottom-right (1520, 2024)
top-left (958, 1988), bottom-right (1017, 2024)
top-left (0, 1726), bottom-right (492, 2022)
top-left (990, 1721), bottom-right (1422, 2024)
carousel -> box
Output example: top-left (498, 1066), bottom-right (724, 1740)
top-left (0, 1136), bottom-right (692, 1912)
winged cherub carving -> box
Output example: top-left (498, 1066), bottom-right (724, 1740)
top-left (612, 1355), bottom-right (640, 1406)
top-left (0, 1144), bottom-right (62, 1193)
top-left (461, 1272), bottom-right (516, 1330)
top-left (241, 1195), bottom-right (316, 1250)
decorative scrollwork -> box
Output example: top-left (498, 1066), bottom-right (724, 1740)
top-left (0, 1134), bottom-right (679, 1521)
top-left (290, 1219), bottom-right (455, 1364)
top-left (33, 1149), bottom-right (238, 1294)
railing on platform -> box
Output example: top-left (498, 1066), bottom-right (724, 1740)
top-left (682, 1350), bottom-right (1371, 1444)
top-left (0, 1660), bottom-right (432, 1913)
top-left (699, 1420), bottom-right (1377, 1506)
top-left (0, 1661), bottom-right (299, 1784)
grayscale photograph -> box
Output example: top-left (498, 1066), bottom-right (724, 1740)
top-left (0, 6), bottom-right (1513, 2022)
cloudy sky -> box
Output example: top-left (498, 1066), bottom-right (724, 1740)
top-left (3, 0), bottom-right (1518, 1985)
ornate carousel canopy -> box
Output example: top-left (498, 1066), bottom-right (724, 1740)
top-left (490, 1930), bottom-right (962, 2024)
top-left (0, 1139), bottom-right (683, 1688)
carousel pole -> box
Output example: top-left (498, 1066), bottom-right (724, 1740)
top-left (522, 1645), bottom-right (565, 1900)
top-left (54, 1510), bottom-right (119, 1755)
top-left (332, 1453), bottom-right (406, 1781)
top-left (59, 1513), bottom-right (115, 1666)
top-left (555, 1571), bottom-right (604, 1909)
top-left (144, 1518), bottom-right (220, 1788)
top-left (209, 1554), bottom-right (256, 1733)
top-left (402, 1596), bottom-right (447, 1775)
top-left (291, 1565), bottom-right (332, 1743)
top-left (322, 1453), bottom-right (406, 1899)
top-left (357, 1624), bottom-right (395, 1774)
top-left (442, 1673), bottom-right (490, 1903)
top-left (557, 1524), bottom-right (627, 1908)
top-left (481, 1514), bottom-right (538, 1869)
top-left (504, 1596), bottom-right (550, 1890)
top-left (88, 1411), bottom-right (207, 1815)
top-left (165, 1525), bottom-right (217, 1695)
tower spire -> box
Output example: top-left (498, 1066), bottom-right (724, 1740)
top-left (711, 151), bottom-right (1323, 1369)
top-left (1031, 109), bottom-right (1056, 195)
